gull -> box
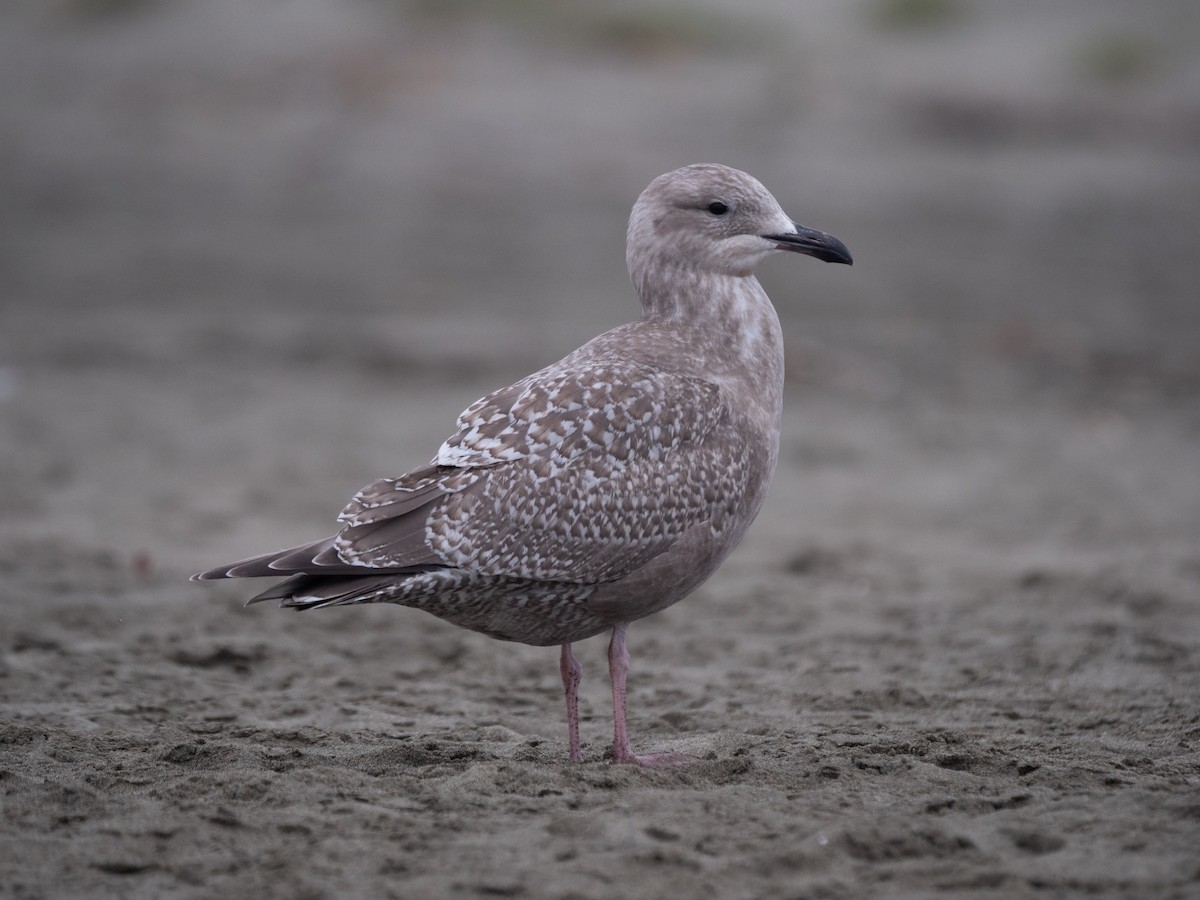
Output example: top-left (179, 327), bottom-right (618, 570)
top-left (193, 164), bottom-right (852, 766)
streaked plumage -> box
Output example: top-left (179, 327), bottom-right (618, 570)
top-left (194, 164), bottom-right (852, 765)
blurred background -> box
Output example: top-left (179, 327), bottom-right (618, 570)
top-left (3, 5), bottom-right (1200, 894)
top-left (1, 0), bottom-right (1198, 575)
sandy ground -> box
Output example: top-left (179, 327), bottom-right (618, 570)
top-left (3, 1), bottom-right (1200, 897)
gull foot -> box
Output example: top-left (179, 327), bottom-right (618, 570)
top-left (611, 749), bottom-right (698, 768)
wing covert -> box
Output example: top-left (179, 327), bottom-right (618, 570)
top-left (335, 361), bottom-right (746, 581)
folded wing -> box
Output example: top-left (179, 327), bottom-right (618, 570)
top-left (193, 359), bottom-right (747, 596)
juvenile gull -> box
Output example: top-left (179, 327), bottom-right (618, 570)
top-left (193, 164), bottom-right (852, 766)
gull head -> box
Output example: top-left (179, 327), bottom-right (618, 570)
top-left (626, 164), bottom-right (852, 290)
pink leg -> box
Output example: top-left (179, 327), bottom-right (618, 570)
top-left (607, 623), bottom-right (695, 767)
top-left (559, 642), bottom-right (583, 762)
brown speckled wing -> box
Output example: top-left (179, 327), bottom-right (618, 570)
top-left (332, 361), bottom-right (748, 584)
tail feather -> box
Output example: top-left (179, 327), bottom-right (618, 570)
top-left (194, 533), bottom-right (448, 611)
top-left (247, 572), bottom-right (428, 609)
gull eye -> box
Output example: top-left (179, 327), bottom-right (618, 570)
top-left (706, 201), bottom-right (729, 216)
